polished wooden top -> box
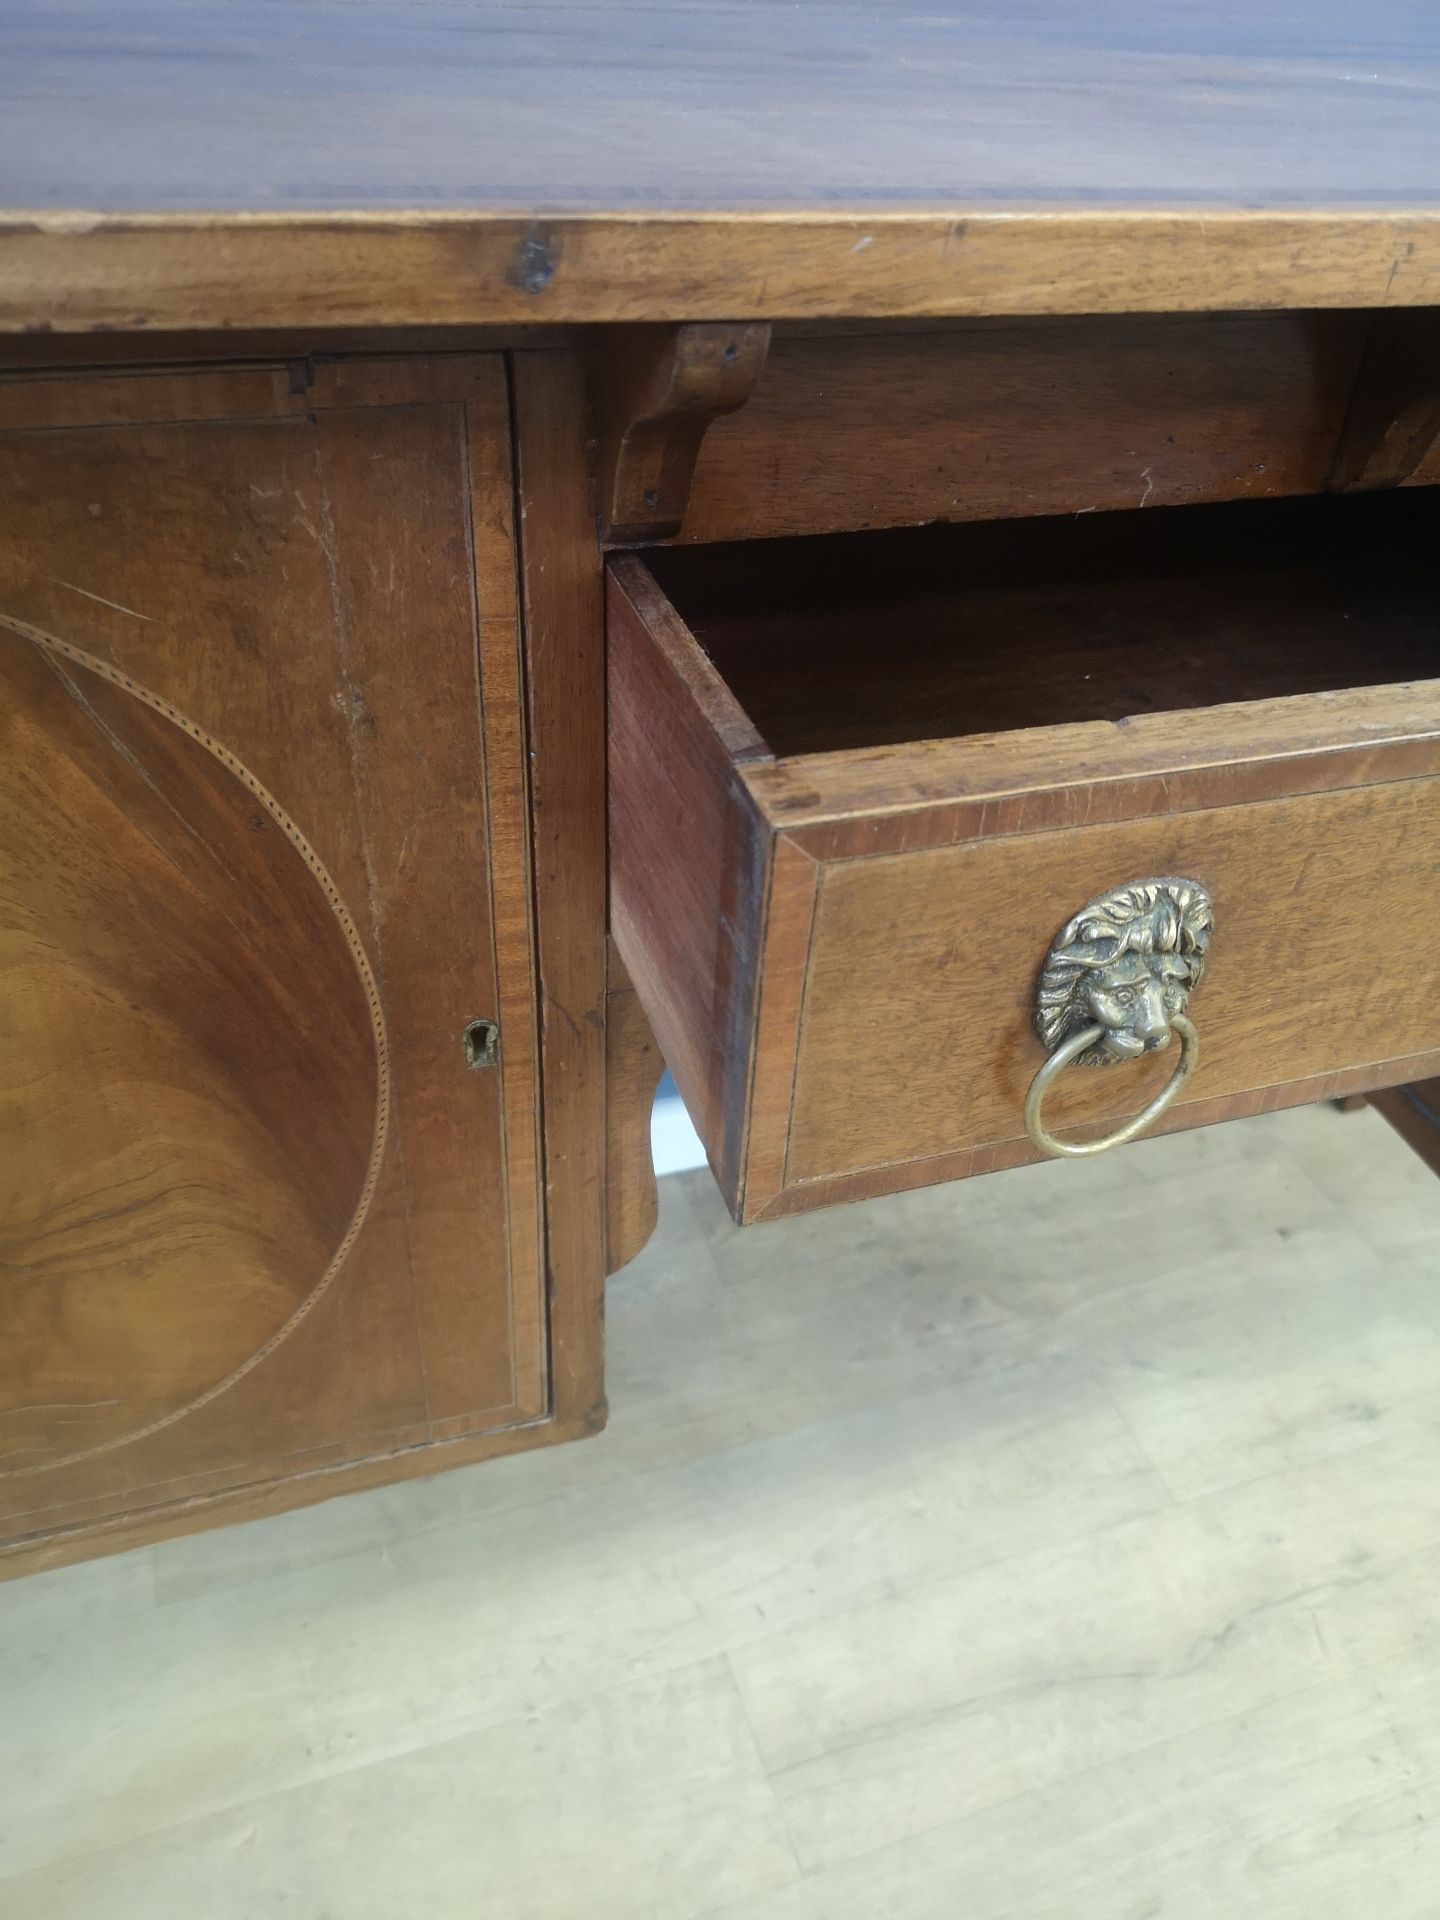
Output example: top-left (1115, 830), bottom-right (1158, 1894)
top-left (2, 3), bottom-right (1439, 330)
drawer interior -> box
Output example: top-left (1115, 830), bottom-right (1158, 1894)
top-left (643, 489), bottom-right (1440, 758)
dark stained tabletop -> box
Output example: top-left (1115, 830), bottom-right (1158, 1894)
top-left (4, 1), bottom-right (1439, 214)
top-left (2, 4), bottom-right (1439, 331)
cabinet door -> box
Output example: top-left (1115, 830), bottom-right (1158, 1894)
top-left (0, 356), bottom-right (544, 1564)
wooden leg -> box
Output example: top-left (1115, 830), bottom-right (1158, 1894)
top-left (1368, 1080), bottom-right (1440, 1179)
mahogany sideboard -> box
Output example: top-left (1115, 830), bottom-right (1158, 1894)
top-left (2, 3), bottom-right (1439, 1574)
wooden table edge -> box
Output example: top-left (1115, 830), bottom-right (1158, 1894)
top-left (5, 207), bottom-right (1440, 332)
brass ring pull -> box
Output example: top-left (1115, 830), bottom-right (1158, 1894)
top-left (1025, 1011), bottom-right (1200, 1159)
top-left (1026, 876), bottom-right (1213, 1161)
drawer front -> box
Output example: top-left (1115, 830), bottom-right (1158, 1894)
top-left (778, 780), bottom-right (1440, 1204)
top-left (608, 550), bottom-right (1440, 1224)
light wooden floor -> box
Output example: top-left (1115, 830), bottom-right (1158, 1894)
top-left (4, 1104), bottom-right (1440, 1918)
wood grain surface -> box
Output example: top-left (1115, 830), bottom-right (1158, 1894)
top-left (782, 781), bottom-right (1440, 1194)
top-left (7, 212), bottom-right (1440, 336)
top-left (679, 314), bottom-right (1377, 545)
top-left (512, 347), bottom-right (610, 1427)
top-left (607, 558), bottom-right (771, 1206)
top-left (0, 355), bottom-right (551, 1562)
top-left (4, 3), bottom-right (1439, 214)
top-left (3, 5), bottom-right (1440, 331)
top-left (743, 681), bottom-right (1440, 860)
top-left (1, 621), bottom-right (380, 1476)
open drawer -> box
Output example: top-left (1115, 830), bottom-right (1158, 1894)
top-left (607, 492), bottom-right (1440, 1222)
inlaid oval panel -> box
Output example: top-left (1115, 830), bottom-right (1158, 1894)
top-left (0, 622), bottom-right (385, 1475)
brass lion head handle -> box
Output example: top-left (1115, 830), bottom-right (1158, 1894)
top-left (1025, 877), bottom-right (1213, 1158)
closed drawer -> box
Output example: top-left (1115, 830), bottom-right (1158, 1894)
top-left (607, 491), bottom-right (1440, 1222)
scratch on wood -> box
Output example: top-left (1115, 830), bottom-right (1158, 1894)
top-left (45, 576), bottom-right (153, 621)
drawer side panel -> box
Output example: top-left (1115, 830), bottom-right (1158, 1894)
top-left (607, 566), bottom-right (771, 1211)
